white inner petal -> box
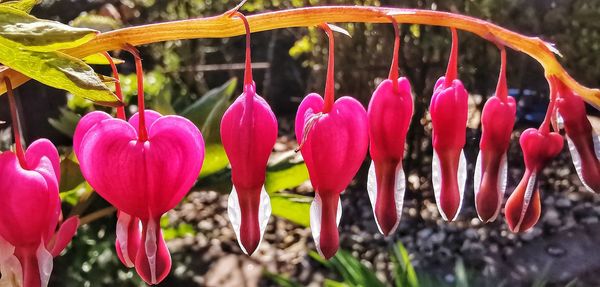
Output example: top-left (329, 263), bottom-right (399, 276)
top-left (366, 161), bottom-right (406, 235)
top-left (116, 212), bottom-right (135, 267)
top-left (473, 151), bottom-right (482, 208)
top-left (257, 186), bottom-right (272, 252)
top-left (310, 193), bottom-right (342, 257)
top-left (145, 219), bottom-right (158, 285)
top-left (227, 187), bottom-right (245, 254)
top-left (454, 150), bottom-right (467, 221)
top-left (36, 242), bottom-right (53, 287)
top-left (515, 172), bottom-right (537, 232)
top-left (432, 150), bottom-right (445, 220)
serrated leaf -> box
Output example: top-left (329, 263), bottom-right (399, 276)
top-left (271, 193), bottom-right (311, 227)
top-left (0, 6), bottom-right (97, 52)
top-left (0, 0), bottom-right (38, 13)
top-left (0, 42), bottom-right (119, 105)
top-left (82, 53), bottom-right (124, 65)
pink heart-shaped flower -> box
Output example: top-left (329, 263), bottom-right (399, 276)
top-left (74, 109), bottom-right (204, 284)
top-left (505, 128), bottom-right (563, 232)
top-left (295, 93), bottom-right (368, 259)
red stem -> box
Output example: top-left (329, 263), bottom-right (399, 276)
top-left (387, 15), bottom-right (400, 93)
top-left (444, 28), bottom-right (459, 87)
top-left (102, 52), bottom-right (126, 120)
top-left (320, 23), bottom-right (335, 113)
top-left (540, 76), bottom-right (558, 134)
top-left (234, 12), bottom-right (253, 86)
top-left (123, 45), bottom-right (148, 141)
top-left (4, 77), bottom-right (26, 168)
top-left (496, 46), bottom-right (508, 102)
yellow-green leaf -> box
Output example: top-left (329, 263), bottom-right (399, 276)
top-left (0, 0), bottom-right (38, 13)
top-left (0, 6), bottom-right (97, 52)
top-left (0, 41), bottom-right (120, 105)
top-left (82, 53), bottom-right (124, 65)
top-left (70, 13), bottom-right (122, 32)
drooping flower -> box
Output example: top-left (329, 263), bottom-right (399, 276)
top-left (556, 82), bottom-right (600, 193)
top-left (221, 12), bottom-right (277, 256)
top-left (474, 47), bottom-right (516, 223)
top-left (429, 28), bottom-right (468, 221)
top-left (295, 24), bottom-right (368, 259)
top-left (0, 78), bottom-right (79, 287)
top-left (366, 16), bottom-right (413, 236)
top-left (73, 47), bottom-right (205, 284)
top-left (505, 78), bottom-right (563, 232)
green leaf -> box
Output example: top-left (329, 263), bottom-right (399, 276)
top-left (82, 53), bottom-right (124, 65)
top-left (263, 272), bottom-right (304, 287)
top-left (179, 78), bottom-right (237, 135)
top-left (0, 6), bottom-right (98, 52)
top-left (324, 280), bottom-right (349, 287)
top-left (392, 242), bottom-right (419, 287)
top-left (270, 193), bottom-right (311, 227)
top-left (70, 13), bottom-right (122, 32)
top-left (59, 153), bottom-right (84, 193)
top-left (200, 144), bottom-right (229, 178)
top-left (329, 250), bottom-right (386, 287)
top-left (48, 107), bottom-right (81, 137)
top-left (265, 152), bottom-right (309, 193)
top-left (0, 42), bottom-right (119, 105)
top-left (0, 0), bottom-right (38, 13)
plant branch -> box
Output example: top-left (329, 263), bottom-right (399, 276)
top-left (0, 6), bottom-right (598, 106)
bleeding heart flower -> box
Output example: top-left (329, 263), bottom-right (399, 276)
top-left (73, 53), bottom-right (141, 270)
top-left (474, 47), bottom-right (516, 222)
top-left (295, 24), bottom-right (368, 259)
top-left (0, 78), bottom-right (79, 287)
top-left (429, 28), bottom-right (468, 221)
top-left (505, 79), bottom-right (563, 232)
top-left (366, 17), bottom-right (413, 236)
top-left (73, 49), bottom-right (205, 285)
top-left (505, 128), bottom-right (563, 232)
top-left (221, 12), bottom-right (277, 256)
top-left (556, 82), bottom-right (600, 193)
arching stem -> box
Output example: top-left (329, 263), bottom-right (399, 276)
top-left (233, 12), bottom-right (253, 87)
top-left (102, 52), bottom-right (126, 120)
top-left (539, 76), bottom-right (558, 134)
top-left (496, 45), bottom-right (508, 102)
top-left (387, 15), bottom-right (400, 93)
top-left (4, 77), bottom-right (26, 168)
top-left (444, 28), bottom-right (459, 87)
top-left (320, 23), bottom-right (336, 114)
top-left (123, 45), bottom-right (148, 141)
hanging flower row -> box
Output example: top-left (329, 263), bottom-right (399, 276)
top-left (2, 6), bottom-right (600, 287)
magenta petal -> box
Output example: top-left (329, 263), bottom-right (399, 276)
top-left (116, 211), bottom-right (141, 268)
top-left (135, 218), bottom-right (171, 285)
top-left (367, 78), bottom-right (413, 235)
top-left (49, 217), bottom-right (79, 257)
top-left (221, 86), bottom-right (277, 255)
top-left (429, 77), bottom-right (468, 221)
top-left (0, 153), bottom-right (55, 247)
top-left (296, 94), bottom-right (368, 259)
top-left (128, 110), bottom-right (163, 130)
top-left (73, 111), bottom-right (112, 157)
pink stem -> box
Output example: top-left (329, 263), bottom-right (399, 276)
top-left (539, 76), bottom-right (557, 134)
top-left (234, 12), bottom-right (253, 86)
top-left (4, 77), bottom-right (26, 168)
top-left (495, 46), bottom-right (508, 102)
top-left (387, 16), bottom-right (400, 93)
top-left (320, 23), bottom-right (336, 113)
top-left (102, 52), bottom-right (126, 120)
top-left (123, 45), bottom-right (148, 141)
top-left (443, 28), bottom-right (459, 87)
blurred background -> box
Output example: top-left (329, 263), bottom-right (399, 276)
top-left (2, 0), bottom-right (600, 286)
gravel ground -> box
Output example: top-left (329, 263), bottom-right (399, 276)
top-left (159, 129), bottom-right (600, 287)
